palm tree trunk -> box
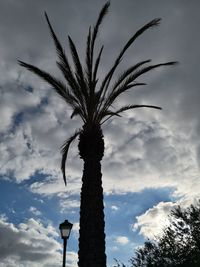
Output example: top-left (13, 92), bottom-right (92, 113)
top-left (78, 125), bottom-right (106, 267)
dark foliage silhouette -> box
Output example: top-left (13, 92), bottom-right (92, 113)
top-left (19, 2), bottom-right (177, 266)
top-left (116, 201), bottom-right (200, 267)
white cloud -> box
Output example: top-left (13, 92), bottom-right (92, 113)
top-left (70, 222), bottom-right (80, 241)
top-left (115, 236), bottom-right (129, 245)
top-left (110, 246), bottom-right (118, 252)
top-left (111, 205), bottom-right (119, 211)
top-left (1, 1), bottom-right (200, 267)
top-left (65, 251), bottom-right (78, 267)
top-left (0, 214), bottom-right (8, 222)
top-left (71, 222), bottom-right (80, 234)
top-left (133, 201), bottom-right (177, 239)
top-left (0, 215), bottom-right (78, 267)
top-left (60, 199), bottom-right (80, 213)
top-left (0, 0), bottom-right (199, 210)
top-left (133, 196), bottom-right (200, 240)
top-left (29, 206), bottom-right (42, 216)
top-left (0, 216), bottom-right (62, 266)
top-left (30, 174), bottom-right (81, 196)
top-left (0, 81), bottom-right (43, 133)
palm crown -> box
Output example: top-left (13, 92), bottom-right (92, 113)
top-left (19, 1), bottom-right (177, 185)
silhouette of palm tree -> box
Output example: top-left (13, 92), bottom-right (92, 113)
top-left (19, 2), bottom-right (177, 266)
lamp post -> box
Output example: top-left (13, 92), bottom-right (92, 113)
top-left (59, 220), bottom-right (73, 267)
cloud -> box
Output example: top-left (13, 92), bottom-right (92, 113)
top-left (133, 196), bottom-right (200, 241)
top-left (29, 206), bottom-right (42, 216)
top-left (65, 251), bottom-right (78, 267)
top-left (0, 87), bottom-right (82, 183)
top-left (115, 236), bottom-right (129, 245)
top-left (30, 174), bottom-right (81, 196)
top-left (0, 215), bottom-right (78, 267)
top-left (71, 222), bottom-right (80, 234)
top-left (1, 1), bottom-right (200, 266)
top-left (111, 205), bottom-right (119, 211)
top-left (133, 201), bottom-right (177, 239)
top-left (60, 198), bottom-right (80, 213)
top-left (0, 216), bottom-right (62, 266)
top-left (0, 0), bottom-right (199, 207)
top-left (0, 82), bottom-right (42, 133)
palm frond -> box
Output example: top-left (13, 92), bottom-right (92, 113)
top-left (18, 61), bottom-right (76, 106)
top-left (55, 59), bottom-right (79, 95)
top-left (86, 46), bottom-right (104, 120)
top-left (85, 26), bottom-right (92, 86)
top-left (112, 60), bottom-right (151, 91)
top-left (45, 12), bottom-right (80, 94)
top-left (97, 82), bottom-right (146, 122)
top-left (92, 45), bottom-right (104, 89)
top-left (68, 36), bottom-right (89, 101)
top-left (105, 82), bottom-right (146, 109)
top-left (98, 18), bottom-right (161, 99)
top-left (44, 12), bottom-right (64, 58)
top-left (18, 61), bottom-right (87, 122)
top-left (116, 104), bottom-right (162, 113)
top-left (119, 18), bottom-right (161, 58)
top-left (92, 90), bottom-right (105, 119)
top-left (101, 104), bottom-right (162, 124)
top-left (99, 109), bottom-right (122, 120)
top-left (70, 107), bottom-right (83, 119)
top-left (103, 61), bottom-right (177, 111)
top-left (56, 61), bottom-right (81, 96)
top-left (90, 1), bottom-right (110, 68)
top-left (91, 1), bottom-right (110, 53)
top-left (85, 1), bottom-right (110, 97)
top-left (56, 61), bottom-right (87, 119)
top-left (128, 61), bottom-right (178, 82)
top-left (45, 12), bottom-right (71, 70)
top-left (108, 61), bottom-right (177, 104)
top-left (61, 130), bottom-right (81, 185)
top-left (68, 36), bottom-right (84, 80)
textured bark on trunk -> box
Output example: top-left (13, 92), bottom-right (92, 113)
top-left (78, 125), bottom-right (106, 267)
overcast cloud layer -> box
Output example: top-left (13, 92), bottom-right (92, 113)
top-left (0, 0), bottom-right (200, 266)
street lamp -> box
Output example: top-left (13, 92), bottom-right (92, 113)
top-left (59, 220), bottom-right (73, 267)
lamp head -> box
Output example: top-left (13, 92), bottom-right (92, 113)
top-left (59, 220), bottom-right (73, 239)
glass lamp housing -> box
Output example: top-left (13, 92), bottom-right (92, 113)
top-left (59, 220), bottom-right (73, 239)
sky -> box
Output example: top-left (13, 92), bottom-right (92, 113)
top-left (0, 0), bottom-right (200, 266)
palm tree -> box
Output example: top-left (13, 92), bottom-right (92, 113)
top-left (19, 2), bottom-right (177, 267)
